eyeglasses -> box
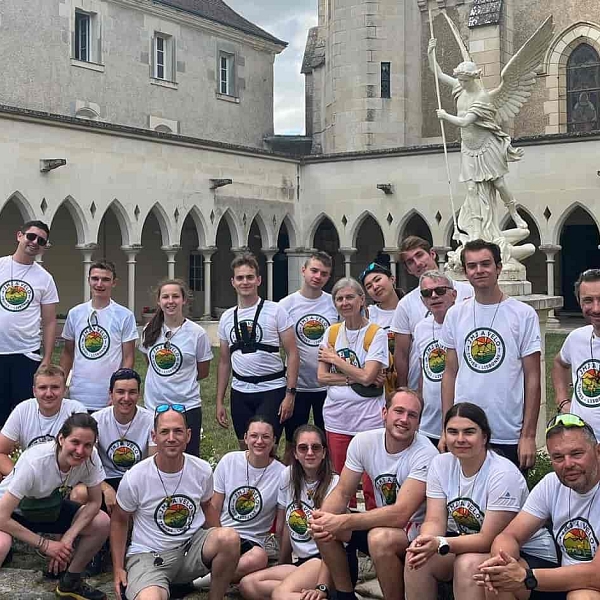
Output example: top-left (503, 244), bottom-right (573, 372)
top-left (154, 403), bottom-right (186, 416)
top-left (296, 443), bottom-right (324, 454)
top-left (359, 262), bottom-right (391, 283)
top-left (545, 413), bottom-right (593, 436)
top-left (24, 232), bottom-right (48, 247)
top-left (421, 286), bottom-right (452, 298)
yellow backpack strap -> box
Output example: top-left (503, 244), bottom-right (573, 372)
top-left (328, 322), bottom-right (343, 347)
top-left (363, 323), bottom-right (381, 352)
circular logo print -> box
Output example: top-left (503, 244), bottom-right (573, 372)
top-left (0, 280), bottom-right (34, 312)
top-left (229, 321), bottom-right (264, 344)
top-left (149, 343), bottom-right (183, 377)
top-left (575, 360), bottom-right (600, 407)
top-left (28, 434), bottom-right (55, 447)
top-left (296, 314), bottom-right (329, 347)
top-left (332, 348), bottom-right (360, 373)
top-left (286, 501), bottom-right (313, 542)
top-left (464, 328), bottom-right (505, 373)
top-left (107, 439), bottom-right (142, 471)
top-left (154, 494), bottom-right (196, 536)
top-left (448, 498), bottom-right (484, 535)
top-left (228, 486), bottom-right (262, 523)
top-left (423, 340), bottom-right (447, 382)
top-left (78, 325), bottom-right (110, 360)
top-left (557, 518), bottom-right (598, 562)
top-left (374, 474), bottom-right (398, 506)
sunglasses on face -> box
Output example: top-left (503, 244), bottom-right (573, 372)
top-left (23, 232), bottom-right (48, 246)
top-left (154, 403), bottom-right (186, 416)
top-left (545, 413), bottom-right (596, 438)
top-left (296, 443), bottom-right (324, 454)
top-left (421, 286), bottom-right (452, 298)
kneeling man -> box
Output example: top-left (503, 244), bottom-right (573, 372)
top-left (110, 404), bottom-right (240, 600)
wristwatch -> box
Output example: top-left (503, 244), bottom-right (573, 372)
top-left (286, 387), bottom-right (297, 395)
top-left (315, 584), bottom-right (330, 598)
top-left (436, 536), bottom-right (450, 555)
top-left (524, 568), bottom-right (538, 590)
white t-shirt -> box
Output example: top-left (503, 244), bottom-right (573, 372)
top-left (440, 297), bottom-right (541, 444)
top-left (368, 305), bottom-right (396, 357)
top-left (278, 466), bottom-right (339, 559)
top-left (62, 300), bottom-right (138, 411)
top-left (213, 451), bottom-right (285, 545)
top-left (1, 398), bottom-right (87, 449)
top-left (0, 256), bottom-right (59, 359)
top-left (559, 325), bottom-right (600, 437)
top-left (92, 406), bottom-right (155, 479)
top-left (0, 441), bottom-right (105, 503)
top-left (414, 316), bottom-right (447, 440)
top-left (279, 291), bottom-right (338, 392)
top-left (139, 319), bottom-right (213, 411)
top-left (117, 454), bottom-right (214, 556)
top-left (427, 451), bottom-right (556, 562)
top-left (391, 282), bottom-right (472, 389)
top-left (345, 429), bottom-right (438, 529)
top-left (320, 324), bottom-right (389, 435)
top-left (524, 472), bottom-right (600, 565)
top-left (218, 299), bottom-right (293, 393)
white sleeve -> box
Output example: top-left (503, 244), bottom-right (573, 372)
top-left (519, 307), bottom-right (542, 358)
top-left (122, 312), bottom-right (139, 343)
top-left (201, 471), bottom-right (214, 504)
top-left (522, 474), bottom-right (553, 521)
top-left (277, 469), bottom-right (289, 509)
top-left (276, 305), bottom-right (294, 333)
top-left (196, 330), bottom-right (214, 362)
top-left (62, 312), bottom-right (76, 341)
top-left (217, 315), bottom-right (228, 343)
top-left (138, 327), bottom-right (149, 356)
top-left (390, 301), bottom-right (410, 335)
top-left (213, 458), bottom-right (227, 494)
top-left (1, 405), bottom-right (23, 442)
top-left (439, 308), bottom-right (456, 349)
top-left (116, 470), bottom-right (139, 513)
top-left (559, 334), bottom-right (573, 365)
top-left (6, 459), bottom-right (36, 500)
top-left (366, 329), bottom-right (389, 368)
top-left (485, 467), bottom-right (525, 513)
top-left (80, 450), bottom-right (106, 488)
top-left (425, 456), bottom-right (447, 499)
top-left (406, 444), bottom-right (437, 483)
top-left (344, 435), bottom-right (364, 474)
top-left (70, 400), bottom-right (88, 414)
top-left (41, 277), bottom-right (59, 305)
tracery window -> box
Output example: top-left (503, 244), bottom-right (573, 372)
top-left (567, 43), bottom-right (600, 132)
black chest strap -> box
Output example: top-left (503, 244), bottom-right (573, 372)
top-left (230, 298), bottom-right (280, 354)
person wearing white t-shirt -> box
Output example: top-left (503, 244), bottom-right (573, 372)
top-left (0, 364), bottom-right (86, 476)
top-left (413, 270), bottom-right (458, 443)
top-left (0, 220), bottom-right (58, 427)
top-left (405, 402), bottom-right (557, 600)
top-left (475, 413), bottom-right (600, 599)
top-left (279, 251), bottom-right (337, 464)
top-left (140, 279), bottom-right (213, 457)
top-left (310, 389), bottom-right (439, 600)
top-left (553, 269), bottom-right (600, 438)
top-left (216, 253), bottom-right (299, 447)
top-left (0, 413), bottom-right (109, 600)
top-left (440, 239), bottom-right (541, 470)
top-left (238, 424), bottom-right (338, 600)
top-left (111, 405), bottom-right (240, 600)
top-left (391, 236), bottom-right (472, 392)
top-left (60, 260), bottom-right (138, 412)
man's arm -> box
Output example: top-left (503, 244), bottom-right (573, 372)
top-left (520, 352), bottom-right (541, 470)
top-left (120, 340), bottom-right (136, 369)
top-left (215, 341), bottom-right (231, 428)
top-left (201, 497), bottom-right (222, 529)
top-left (319, 467), bottom-right (362, 515)
top-left (41, 303), bottom-right (58, 367)
top-left (59, 340), bottom-right (75, 379)
top-left (551, 353), bottom-right (572, 413)
top-left (61, 483), bottom-right (103, 546)
top-left (394, 333), bottom-right (411, 388)
top-left (439, 348), bottom-right (458, 451)
top-left (0, 434), bottom-right (17, 477)
top-left (279, 327), bottom-right (299, 422)
top-left (197, 360), bottom-right (211, 380)
top-left (110, 503), bottom-right (132, 598)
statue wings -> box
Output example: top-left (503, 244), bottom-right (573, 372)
top-left (490, 16), bottom-right (554, 123)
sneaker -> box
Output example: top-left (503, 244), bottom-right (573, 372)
top-left (56, 576), bottom-right (107, 600)
top-left (193, 573), bottom-right (212, 590)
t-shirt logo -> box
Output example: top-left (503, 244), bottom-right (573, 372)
top-left (296, 315), bottom-right (329, 347)
top-left (228, 486), bottom-right (262, 522)
top-left (286, 501), bottom-right (313, 542)
top-left (557, 518), bottom-right (598, 561)
top-left (374, 474), bottom-right (398, 506)
top-left (154, 494), bottom-right (196, 536)
top-left (28, 434), bottom-right (55, 447)
top-left (448, 497), bottom-right (484, 534)
top-left (333, 348), bottom-right (360, 371)
top-left (229, 321), bottom-right (264, 343)
top-left (575, 360), bottom-right (600, 407)
top-left (78, 325), bottom-right (110, 360)
top-left (0, 280), bottom-right (34, 312)
top-left (107, 439), bottom-right (142, 470)
top-left (423, 340), bottom-right (447, 382)
top-left (149, 343), bottom-right (183, 377)
top-left (464, 328), bottom-right (505, 373)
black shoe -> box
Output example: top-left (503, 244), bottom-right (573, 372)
top-left (56, 576), bottom-right (107, 600)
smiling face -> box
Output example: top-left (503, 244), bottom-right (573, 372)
top-left (445, 415), bottom-right (488, 462)
top-left (302, 259), bottom-right (331, 292)
top-left (34, 375), bottom-right (65, 416)
top-left (158, 283), bottom-right (186, 319)
top-left (383, 391), bottom-right (421, 446)
top-left (333, 286), bottom-right (364, 320)
top-left (231, 265), bottom-right (261, 299)
top-left (420, 277), bottom-right (457, 321)
top-left (401, 247), bottom-right (437, 278)
top-left (294, 430), bottom-right (326, 473)
top-left (58, 427), bottom-right (96, 468)
top-left (152, 410), bottom-right (190, 460)
top-left (245, 421), bottom-right (276, 461)
top-left (110, 378), bottom-right (140, 420)
top-left (463, 249), bottom-right (502, 291)
top-left (363, 272), bottom-right (395, 304)
top-left (579, 280), bottom-right (600, 331)
top-left (16, 226), bottom-right (48, 259)
top-left (88, 268), bottom-right (116, 301)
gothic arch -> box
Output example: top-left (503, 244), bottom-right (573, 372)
top-left (97, 199), bottom-right (133, 247)
top-left (141, 203), bottom-right (173, 247)
top-left (553, 201), bottom-right (600, 245)
top-left (51, 196), bottom-right (88, 245)
top-left (215, 209), bottom-right (242, 248)
top-left (178, 206), bottom-right (207, 248)
top-left (350, 210), bottom-right (384, 247)
top-left (248, 211), bottom-right (274, 249)
top-left (499, 204), bottom-right (543, 236)
top-left (395, 209), bottom-right (433, 245)
top-left (306, 213), bottom-right (340, 248)
top-left (1, 191), bottom-right (36, 222)
top-left (280, 214), bottom-right (298, 249)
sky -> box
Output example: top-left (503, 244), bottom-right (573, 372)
top-left (225, 0), bottom-right (318, 135)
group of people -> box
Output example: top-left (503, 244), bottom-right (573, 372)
top-left (0, 220), bottom-right (599, 600)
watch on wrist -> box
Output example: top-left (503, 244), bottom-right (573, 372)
top-left (436, 536), bottom-right (450, 556)
top-left (524, 568), bottom-right (538, 591)
top-left (286, 387), bottom-right (297, 395)
top-left (315, 584), bottom-right (329, 598)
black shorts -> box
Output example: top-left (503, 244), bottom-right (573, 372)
top-left (284, 390), bottom-right (327, 441)
top-left (520, 552), bottom-right (565, 600)
top-left (12, 499), bottom-right (82, 534)
top-left (240, 537), bottom-right (261, 555)
top-left (295, 553), bottom-right (320, 566)
top-left (231, 387), bottom-right (286, 441)
top-left (346, 529), bottom-right (369, 588)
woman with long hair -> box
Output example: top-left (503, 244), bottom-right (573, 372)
top-left (140, 278), bottom-right (213, 457)
top-left (239, 424), bottom-right (338, 600)
top-left (0, 413), bottom-right (109, 599)
top-left (404, 403), bottom-right (557, 600)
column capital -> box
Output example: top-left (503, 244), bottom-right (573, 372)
top-left (285, 247), bottom-right (313, 258)
top-left (76, 243), bottom-right (99, 252)
top-left (433, 245), bottom-right (452, 255)
top-left (121, 245), bottom-right (143, 259)
top-left (383, 247), bottom-right (399, 256)
top-left (263, 247), bottom-right (278, 260)
top-left (161, 245), bottom-right (181, 255)
top-left (339, 247), bottom-right (357, 257)
top-left (231, 246), bottom-right (250, 256)
top-left (539, 244), bottom-right (561, 255)
top-left (198, 246), bottom-right (217, 259)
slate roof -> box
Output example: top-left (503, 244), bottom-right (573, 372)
top-left (468, 0), bottom-right (503, 28)
top-left (153, 0), bottom-right (287, 46)
top-left (302, 27), bottom-right (326, 74)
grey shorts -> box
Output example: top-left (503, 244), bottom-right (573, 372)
top-left (125, 527), bottom-right (213, 600)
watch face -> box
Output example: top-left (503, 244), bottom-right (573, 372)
top-left (524, 571), bottom-right (538, 590)
top-left (439, 543), bottom-right (450, 555)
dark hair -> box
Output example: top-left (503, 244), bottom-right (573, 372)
top-left (142, 278), bottom-right (189, 348)
top-left (290, 425), bottom-right (335, 509)
top-left (399, 236), bottom-right (432, 262)
top-left (55, 413), bottom-right (99, 463)
top-left (109, 368), bottom-right (141, 392)
top-left (460, 239), bottom-right (502, 268)
top-left (231, 252), bottom-right (260, 276)
top-left (89, 260), bottom-right (117, 279)
top-left (21, 220), bottom-right (50, 237)
top-left (444, 402), bottom-right (491, 447)
top-left (246, 415), bottom-right (277, 458)
top-left (574, 269), bottom-right (600, 301)
top-left (304, 251), bottom-right (333, 270)
top-left (386, 387), bottom-right (424, 417)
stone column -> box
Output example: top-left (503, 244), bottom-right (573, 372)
top-left (200, 247), bottom-right (217, 319)
top-left (121, 245), bottom-right (142, 314)
top-left (263, 248), bottom-right (277, 301)
top-left (77, 244), bottom-right (98, 302)
top-left (162, 246), bottom-right (181, 280)
top-left (340, 247), bottom-right (357, 278)
top-left (285, 248), bottom-right (313, 293)
top-left (383, 247), bottom-right (399, 281)
top-left (539, 244), bottom-right (562, 326)
top-left (433, 245), bottom-right (452, 270)
top-left (231, 247), bottom-right (248, 257)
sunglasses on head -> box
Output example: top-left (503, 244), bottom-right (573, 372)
top-left (421, 286), bottom-right (452, 298)
top-left (359, 262), bottom-right (391, 283)
top-left (154, 403), bottom-right (186, 416)
top-left (296, 443), bottom-right (324, 454)
top-left (23, 232), bottom-right (48, 247)
top-left (545, 413), bottom-right (596, 438)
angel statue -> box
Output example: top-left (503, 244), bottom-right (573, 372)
top-left (428, 15), bottom-right (554, 273)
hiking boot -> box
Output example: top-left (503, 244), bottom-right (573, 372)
top-left (55, 574), bottom-right (107, 600)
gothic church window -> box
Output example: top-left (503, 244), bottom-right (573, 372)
top-left (567, 43), bottom-right (600, 132)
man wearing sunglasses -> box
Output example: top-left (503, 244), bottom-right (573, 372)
top-left (475, 414), bottom-right (600, 599)
top-left (0, 221), bottom-right (58, 427)
top-left (111, 404), bottom-right (240, 600)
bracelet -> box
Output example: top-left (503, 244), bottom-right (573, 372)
top-left (345, 376), bottom-right (350, 386)
top-left (558, 399), bottom-right (571, 411)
